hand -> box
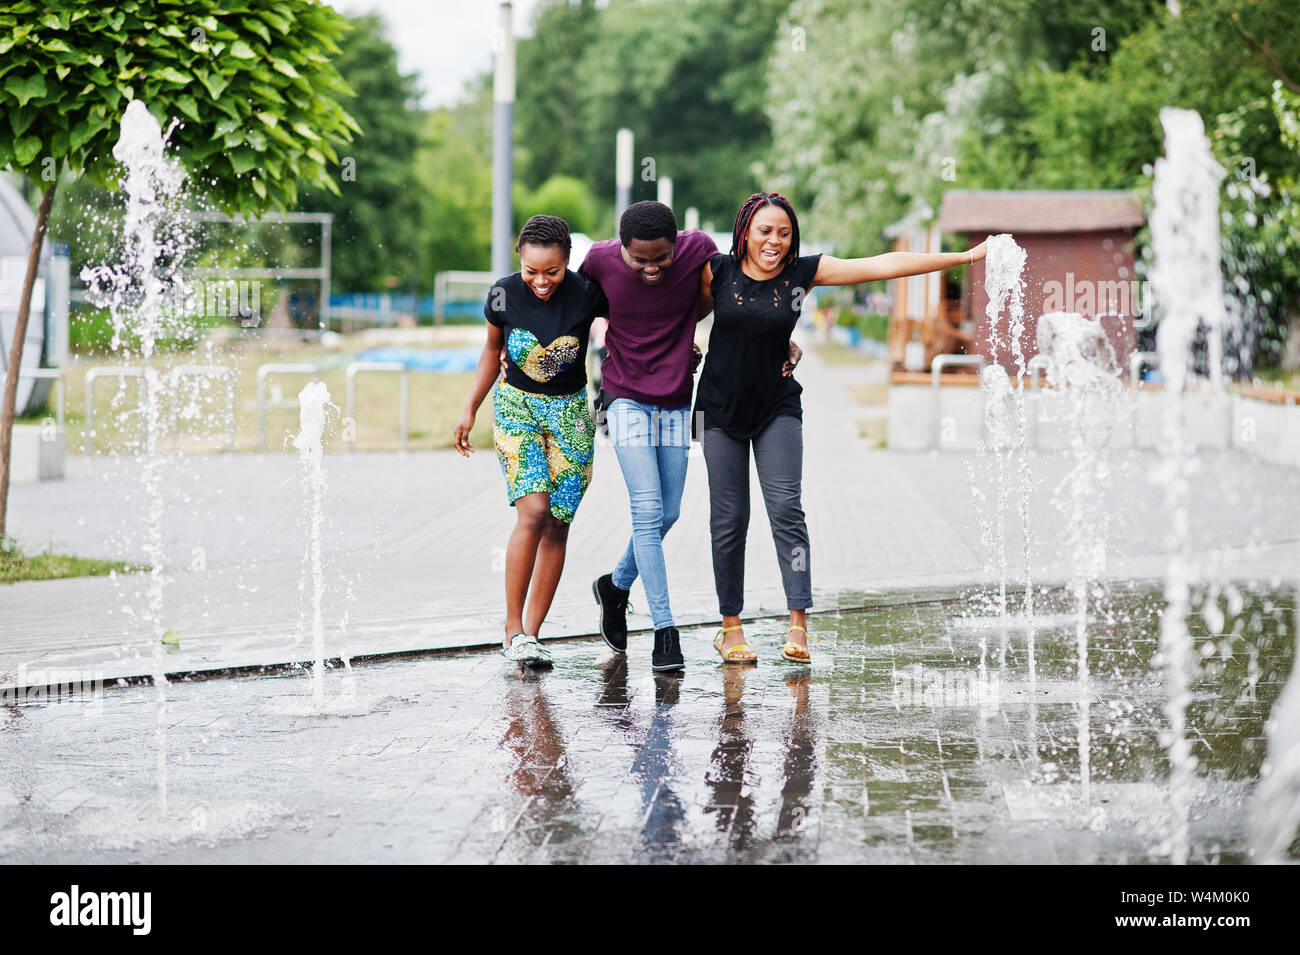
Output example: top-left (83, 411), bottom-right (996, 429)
top-left (453, 410), bottom-right (476, 456)
top-left (498, 348), bottom-right (509, 380)
top-left (969, 240), bottom-right (989, 263)
top-left (691, 343), bottom-right (703, 373)
top-left (782, 340), bottom-right (802, 377)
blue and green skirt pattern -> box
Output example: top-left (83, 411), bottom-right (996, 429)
top-left (492, 381), bottom-right (594, 523)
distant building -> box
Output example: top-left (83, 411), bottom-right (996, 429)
top-left (938, 189), bottom-right (1146, 374)
top-left (885, 190), bottom-right (1146, 374)
top-left (884, 205), bottom-right (959, 373)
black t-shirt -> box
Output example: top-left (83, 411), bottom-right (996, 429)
top-left (484, 271), bottom-right (608, 397)
top-left (695, 253), bottom-right (822, 439)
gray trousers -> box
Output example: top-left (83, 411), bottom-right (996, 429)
top-left (701, 415), bottom-right (812, 616)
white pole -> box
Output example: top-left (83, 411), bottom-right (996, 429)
top-left (491, 2), bottom-right (515, 278)
top-left (657, 176), bottom-right (673, 214)
top-left (615, 128), bottom-right (633, 224)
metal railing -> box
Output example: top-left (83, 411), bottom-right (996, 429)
top-left (1130, 351), bottom-right (1158, 389)
top-left (16, 368), bottom-right (65, 429)
top-left (930, 354), bottom-right (986, 449)
top-left (433, 270), bottom-right (493, 324)
top-left (345, 361), bottom-right (409, 452)
top-left (1129, 351), bottom-right (1158, 446)
top-left (1025, 354), bottom-right (1049, 388)
top-left (84, 365), bottom-right (238, 453)
top-left (84, 367), bottom-right (146, 453)
top-left (168, 365), bottom-right (236, 452)
top-left (1025, 354), bottom-right (1050, 450)
top-left (256, 362), bottom-right (321, 452)
top-left (80, 359), bottom-right (427, 454)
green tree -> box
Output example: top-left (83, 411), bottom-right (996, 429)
top-left (0, 0), bottom-right (357, 535)
top-left (762, 0), bottom-right (1300, 365)
top-left (952, 0), bottom-right (1300, 367)
top-left (954, 52), bottom-right (1173, 191)
top-left (515, 0), bottom-right (790, 228)
top-left (514, 0), bottom-right (600, 191)
top-left (517, 175), bottom-right (598, 235)
top-left (295, 12), bottom-right (423, 293)
top-left (416, 82), bottom-right (493, 278)
top-left (762, 0), bottom-right (1153, 252)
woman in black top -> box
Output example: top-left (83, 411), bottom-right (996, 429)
top-left (697, 192), bottom-right (987, 665)
top-left (454, 215), bottom-right (608, 666)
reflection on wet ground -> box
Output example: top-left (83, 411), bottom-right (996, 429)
top-left (0, 583), bottom-right (1293, 863)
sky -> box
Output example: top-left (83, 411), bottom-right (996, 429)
top-left (329, 0), bottom-right (547, 108)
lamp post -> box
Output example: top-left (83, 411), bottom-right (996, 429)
top-left (491, 2), bottom-right (515, 278)
top-left (615, 128), bottom-right (633, 225)
top-left (657, 176), bottom-right (673, 214)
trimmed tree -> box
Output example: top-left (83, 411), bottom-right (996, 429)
top-left (0, 0), bottom-right (359, 536)
top-left (296, 12), bottom-right (423, 293)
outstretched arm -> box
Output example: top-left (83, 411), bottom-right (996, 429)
top-left (812, 240), bottom-right (988, 288)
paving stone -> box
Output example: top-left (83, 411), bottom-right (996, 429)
top-left (2, 347), bottom-right (1297, 862)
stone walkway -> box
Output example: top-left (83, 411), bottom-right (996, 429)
top-left (1, 585), bottom-right (1289, 864)
top-left (4, 343), bottom-right (1298, 686)
top-left (2, 343), bottom-right (1298, 863)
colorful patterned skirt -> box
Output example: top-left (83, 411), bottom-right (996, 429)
top-left (492, 381), bottom-right (595, 523)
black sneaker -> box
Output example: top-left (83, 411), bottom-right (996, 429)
top-left (652, 626), bottom-right (685, 672)
top-left (593, 574), bottom-right (630, 653)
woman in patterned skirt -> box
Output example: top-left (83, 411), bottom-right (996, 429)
top-left (455, 215), bottom-right (608, 666)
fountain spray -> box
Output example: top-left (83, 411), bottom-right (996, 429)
top-left (292, 381), bottom-right (335, 708)
top-left (1148, 106), bottom-right (1230, 864)
top-left (979, 235), bottom-right (1036, 676)
top-left (1037, 312), bottom-right (1124, 807)
top-left (81, 100), bottom-right (190, 812)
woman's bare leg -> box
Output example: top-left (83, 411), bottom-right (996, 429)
top-left (524, 514), bottom-right (570, 637)
top-left (718, 613), bottom-right (757, 661)
top-left (787, 608), bottom-right (809, 648)
top-left (504, 493), bottom-right (552, 646)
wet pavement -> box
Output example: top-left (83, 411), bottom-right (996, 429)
top-left (2, 584), bottom-right (1291, 864)
top-left (4, 345), bottom-right (1299, 863)
top-left (5, 342), bottom-right (1300, 688)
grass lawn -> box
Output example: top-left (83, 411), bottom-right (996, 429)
top-left (1254, 367), bottom-right (1300, 391)
top-left (811, 339), bottom-right (882, 366)
top-left (840, 363), bottom-right (890, 449)
top-left (848, 383), bottom-right (890, 406)
top-left (42, 331), bottom-right (494, 455)
top-left (857, 418), bottom-right (887, 447)
top-left (0, 538), bottom-right (138, 585)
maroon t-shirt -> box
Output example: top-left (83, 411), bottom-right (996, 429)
top-left (579, 230), bottom-right (718, 408)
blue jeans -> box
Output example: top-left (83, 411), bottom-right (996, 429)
top-left (606, 398), bottom-right (691, 631)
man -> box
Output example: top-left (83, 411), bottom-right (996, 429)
top-left (581, 201), bottom-right (797, 671)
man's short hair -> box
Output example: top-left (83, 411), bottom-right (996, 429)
top-left (619, 200), bottom-right (678, 247)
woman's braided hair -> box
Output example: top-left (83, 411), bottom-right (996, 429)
top-left (515, 214), bottom-right (572, 258)
top-left (730, 192), bottom-right (800, 267)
